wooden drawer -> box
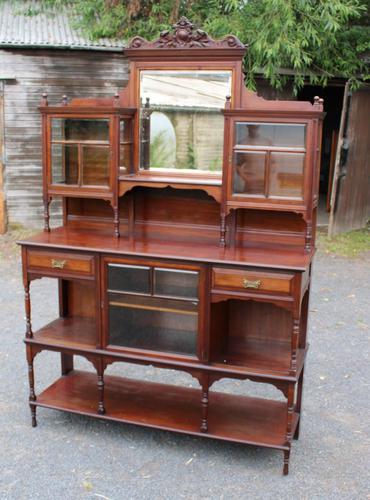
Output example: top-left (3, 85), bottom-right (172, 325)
top-left (27, 249), bottom-right (95, 277)
top-left (212, 267), bottom-right (294, 295)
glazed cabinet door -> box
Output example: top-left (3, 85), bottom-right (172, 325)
top-left (227, 119), bottom-right (312, 209)
top-left (102, 257), bottom-right (207, 361)
top-left (49, 117), bottom-right (112, 190)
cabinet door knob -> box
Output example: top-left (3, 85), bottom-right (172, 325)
top-left (243, 279), bottom-right (261, 289)
top-left (51, 259), bottom-right (66, 269)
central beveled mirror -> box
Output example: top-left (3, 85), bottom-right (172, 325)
top-left (139, 69), bottom-right (232, 174)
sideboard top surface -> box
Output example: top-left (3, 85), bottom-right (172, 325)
top-left (18, 226), bottom-right (312, 271)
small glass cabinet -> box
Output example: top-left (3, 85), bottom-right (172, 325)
top-left (226, 118), bottom-right (310, 208)
top-left (40, 97), bottom-right (135, 236)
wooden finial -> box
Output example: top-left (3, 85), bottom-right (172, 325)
top-left (62, 95), bottom-right (68, 106)
top-left (41, 92), bottom-right (48, 106)
top-left (114, 93), bottom-right (120, 107)
top-left (313, 95), bottom-right (324, 110)
top-left (225, 95), bottom-right (231, 109)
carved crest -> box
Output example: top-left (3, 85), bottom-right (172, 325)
top-left (129, 16), bottom-right (245, 50)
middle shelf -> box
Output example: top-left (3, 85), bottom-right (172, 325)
top-left (29, 316), bottom-right (305, 378)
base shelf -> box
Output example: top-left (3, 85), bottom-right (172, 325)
top-left (34, 370), bottom-right (298, 450)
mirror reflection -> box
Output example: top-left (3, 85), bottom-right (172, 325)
top-left (139, 70), bottom-right (232, 174)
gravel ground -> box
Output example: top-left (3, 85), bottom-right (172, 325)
top-left (0, 245), bottom-right (369, 500)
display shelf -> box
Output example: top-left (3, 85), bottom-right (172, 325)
top-left (211, 339), bottom-right (306, 375)
top-left (33, 370), bottom-right (297, 450)
top-left (30, 317), bottom-right (96, 350)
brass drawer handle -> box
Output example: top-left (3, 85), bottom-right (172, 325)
top-left (51, 259), bottom-right (66, 269)
top-left (243, 279), bottom-right (261, 289)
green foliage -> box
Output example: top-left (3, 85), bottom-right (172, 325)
top-left (149, 130), bottom-right (174, 169)
top-left (8, 0), bottom-right (370, 92)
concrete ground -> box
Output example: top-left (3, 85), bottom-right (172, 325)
top-left (0, 239), bottom-right (369, 500)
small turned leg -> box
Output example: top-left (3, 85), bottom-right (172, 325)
top-left (294, 370), bottom-right (304, 440)
top-left (43, 198), bottom-right (50, 232)
top-left (113, 206), bottom-right (120, 238)
top-left (220, 213), bottom-right (226, 247)
top-left (283, 448), bottom-right (290, 475)
top-left (97, 372), bottom-right (105, 415)
top-left (200, 377), bottom-right (209, 433)
top-left (28, 360), bottom-right (37, 427)
top-left (24, 281), bottom-right (32, 339)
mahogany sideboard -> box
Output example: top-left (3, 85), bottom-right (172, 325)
top-left (18, 17), bottom-right (324, 475)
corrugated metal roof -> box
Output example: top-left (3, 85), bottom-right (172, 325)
top-left (0, 0), bottom-right (126, 51)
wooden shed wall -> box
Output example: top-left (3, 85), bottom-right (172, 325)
top-left (331, 88), bottom-right (370, 234)
top-left (1, 49), bottom-right (128, 228)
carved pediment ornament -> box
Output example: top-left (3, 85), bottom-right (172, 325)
top-left (129, 16), bottom-right (245, 50)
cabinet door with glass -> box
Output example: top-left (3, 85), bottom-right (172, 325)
top-left (48, 115), bottom-right (113, 193)
top-left (102, 257), bottom-right (207, 361)
top-left (227, 118), bottom-right (311, 208)
top-left (46, 113), bottom-right (134, 196)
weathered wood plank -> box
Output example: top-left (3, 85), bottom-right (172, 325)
top-left (1, 48), bottom-right (128, 228)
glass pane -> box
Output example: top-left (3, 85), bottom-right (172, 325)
top-left (154, 268), bottom-right (199, 300)
top-left (108, 293), bottom-right (198, 356)
top-left (119, 119), bottom-right (132, 175)
top-left (235, 123), bottom-right (306, 148)
top-left (108, 264), bottom-right (150, 295)
top-left (51, 118), bottom-right (109, 142)
top-left (120, 144), bottom-right (131, 175)
top-left (269, 153), bottom-right (305, 198)
top-left (139, 70), bottom-right (232, 173)
top-left (233, 151), bottom-right (266, 196)
top-left (82, 146), bottom-right (109, 186)
top-left (51, 143), bottom-right (78, 185)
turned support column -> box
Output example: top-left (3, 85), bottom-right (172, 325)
top-left (290, 318), bottom-right (299, 373)
top-left (294, 368), bottom-right (304, 440)
top-left (305, 220), bottom-right (312, 253)
top-left (43, 197), bottom-right (50, 232)
top-left (113, 205), bottom-right (120, 238)
top-left (24, 280), bottom-right (32, 339)
top-left (97, 362), bottom-right (106, 415)
top-left (26, 346), bottom-right (37, 427)
top-left (200, 375), bottom-right (209, 433)
top-left (220, 212), bottom-right (226, 247)
top-left (283, 383), bottom-right (295, 475)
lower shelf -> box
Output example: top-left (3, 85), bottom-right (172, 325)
top-left (34, 370), bottom-right (298, 450)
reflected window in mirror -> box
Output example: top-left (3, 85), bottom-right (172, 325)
top-left (139, 70), bottom-right (232, 175)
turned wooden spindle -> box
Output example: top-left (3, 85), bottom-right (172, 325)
top-left (97, 365), bottom-right (106, 415)
top-left (200, 377), bottom-right (209, 433)
top-left (113, 206), bottom-right (120, 238)
top-left (220, 213), bottom-right (226, 247)
top-left (305, 220), bottom-right (312, 253)
top-left (27, 347), bottom-right (37, 427)
top-left (24, 281), bottom-right (32, 339)
top-left (290, 318), bottom-right (299, 372)
top-left (43, 198), bottom-right (50, 232)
